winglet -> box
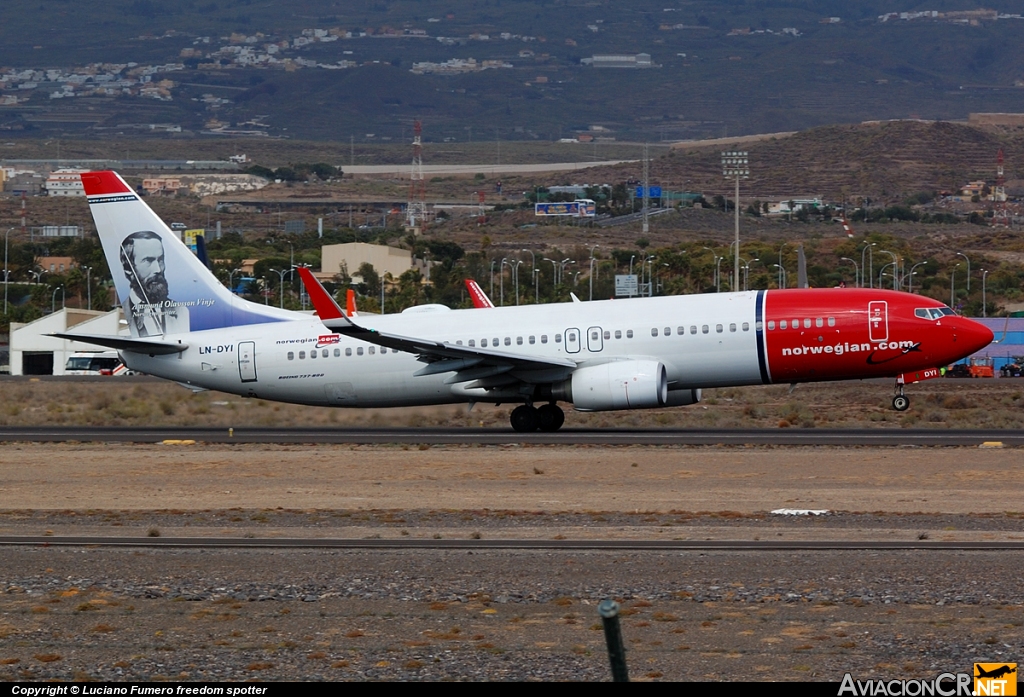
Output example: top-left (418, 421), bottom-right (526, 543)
top-left (296, 266), bottom-right (352, 330)
top-left (465, 279), bottom-right (495, 308)
top-left (346, 288), bottom-right (358, 317)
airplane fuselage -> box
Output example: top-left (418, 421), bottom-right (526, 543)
top-left (122, 288), bottom-right (990, 409)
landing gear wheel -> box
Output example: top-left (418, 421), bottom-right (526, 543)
top-left (510, 405), bottom-right (539, 433)
top-left (892, 395), bottom-right (910, 412)
top-left (536, 403), bottom-right (565, 432)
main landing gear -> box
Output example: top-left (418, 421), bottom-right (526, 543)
top-left (510, 403), bottom-right (565, 433)
top-left (892, 378), bottom-right (910, 412)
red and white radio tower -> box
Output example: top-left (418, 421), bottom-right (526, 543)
top-left (406, 120), bottom-right (427, 233)
top-left (993, 149), bottom-right (1009, 227)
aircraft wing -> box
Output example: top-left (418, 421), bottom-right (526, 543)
top-left (297, 267), bottom-right (575, 383)
top-left (48, 333), bottom-right (188, 355)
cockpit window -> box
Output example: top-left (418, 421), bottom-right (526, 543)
top-left (916, 307), bottom-right (954, 320)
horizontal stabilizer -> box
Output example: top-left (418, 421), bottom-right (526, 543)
top-left (49, 333), bottom-right (188, 355)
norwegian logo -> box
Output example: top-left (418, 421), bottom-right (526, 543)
top-left (317, 334), bottom-right (341, 348)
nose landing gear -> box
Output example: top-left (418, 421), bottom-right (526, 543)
top-left (510, 403), bottom-right (565, 432)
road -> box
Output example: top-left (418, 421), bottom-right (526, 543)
top-left (0, 425), bottom-right (1021, 445)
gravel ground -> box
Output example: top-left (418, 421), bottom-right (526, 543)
top-left (1, 547), bottom-right (1022, 682)
top-left (1, 442), bottom-right (1022, 681)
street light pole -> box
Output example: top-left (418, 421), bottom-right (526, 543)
top-left (951, 264), bottom-right (959, 310)
top-left (82, 265), bottom-right (92, 311)
top-left (588, 244), bottom-right (599, 301)
top-left (839, 257), bottom-right (858, 288)
top-left (722, 151), bottom-right (748, 293)
top-left (982, 269), bottom-right (988, 318)
top-left (269, 268), bottom-right (288, 308)
top-left (521, 249), bottom-right (536, 304)
top-left (52, 285), bottom-right (64, 313)
top-left (3, 227), bottom-right (12, 315)
top-left (860, 243), bottom-right (876, 289)
top-left (906, 262), bottom-right (927, 294)
top-left (956, 252), bottom-right (970, 291)
top-left (500, 257), bottom-right (507, 307)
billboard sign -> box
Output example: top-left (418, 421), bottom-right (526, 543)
top-left (615, 274), bottom-right (639, 297)
top-left (635, 186), bottom-right (663, 198)
top-left (535, 199), bottom-right (596, 217)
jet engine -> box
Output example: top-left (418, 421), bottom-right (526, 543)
top-left (554, 360), bottom-right (668, 411)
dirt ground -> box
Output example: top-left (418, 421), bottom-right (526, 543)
top-left (0, 443), bottom-right (1022, 523)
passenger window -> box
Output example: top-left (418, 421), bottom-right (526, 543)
top-left (664, 327), bottom-right (671, 336)
top-left (690, 326), bottom-right (696, 334)
top-left (702, 325), bottom-right (709, 334)
top-left (592, 330), bottom-right (599, 340)
top-left (357, 347), bottom-right (363, 356)
top-left (652, 328), bottom-right (659, 337)
top-left (456, 340), bottom-right (463, 345)
top-left (481, 339), bottom-right (488, 347)
top-left (334, 348), bottom-right (340, 357)
top-left (742, 322), bottom-right (750, 331)
top-left (615, 330), bottom-right (622, 339)
top-left (804, 319), bottom-right (811, 329)
top-left (767, 321), bottom-right (775, 330)
top-left (310, 350), bottom-right (317, 359)
top-left (626, 330), bottom-right (633, 339)
top-left (380, 347), bottom-right (387, 354)
top-left (555, 334), bottom-right (562, 343)
top-left (541, 335), bottom-right (548, 344)
top-left (716, 324), bottom-right (723, 333)
top-left (792, 319), bottom-right (799, 328)
top-left (517, 336), bottom-right (523, 345)
top-left (828, 317), bottom-right (836, 327)
top-left (287, 352), bottom-right (294, 360)
top-left (299, 351), bottom-right (306, 359)
top-left (677, 327), bottom-right (684, 335)
top-left (368, 346), bottom-right (375, 355)
top-left (529, 336), bottom-right (536, 344)
top-left (729, 323), bottom-right (736, 332)
top-left (469, 340), bottom-right (475, 347)
top-left (780, 320), bottom-right (787, 330)
top-left (603, 330), bottom-right (610, 340)
top-left (493, 337), bottom-right (499, 346)
top-left (322, 349), bottom-right (329, 357)
top-left (345, 348), bottom-right (352, 356)
top-left (504, 337), bottom-right (511, 346)
top-left (815, 318), bottom-right (823, 328)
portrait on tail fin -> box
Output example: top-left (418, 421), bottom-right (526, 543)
top-left (120, 231), bottom-right (190, 337)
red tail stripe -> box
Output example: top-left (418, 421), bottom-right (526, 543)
top-left (80, 171), bottom-right (131, 196)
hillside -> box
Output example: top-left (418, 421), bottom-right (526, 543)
top-left (1, 1), bottom-right (1023, 141)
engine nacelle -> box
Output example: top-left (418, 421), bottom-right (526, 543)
top-left (556, 360), bottom-right (668, 411)
top-left (665, 388), bottom-right (702, 407)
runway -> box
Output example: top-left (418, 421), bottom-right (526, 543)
top-left (2, 535), bottom-right (1024, 550)
top-left (1, 425), bottom-right (1022, 445)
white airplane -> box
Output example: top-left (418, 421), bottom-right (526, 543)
top-left (57, 171), bottom-right (993, 432)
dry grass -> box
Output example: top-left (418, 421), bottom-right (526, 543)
top-left (0, 377), bottom-right (1018, 430)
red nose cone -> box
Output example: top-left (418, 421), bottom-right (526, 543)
top-left (960, 318), bottom-right (995, 354)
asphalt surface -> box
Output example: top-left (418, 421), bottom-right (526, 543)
top-left (2, 536), bottom-right (1024, 550)
top-left (1, 425), bottom-right (1022, 445)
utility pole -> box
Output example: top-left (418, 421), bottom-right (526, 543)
top-left (642, 143), bottom-right (650, 235)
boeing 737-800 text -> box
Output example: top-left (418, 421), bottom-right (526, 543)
top-left (56, 171), bottom-right (993, 432)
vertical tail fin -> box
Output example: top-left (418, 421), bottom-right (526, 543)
top-left (465, 279), bottom-right (495, 308)
top-left (82, 171), bottom-right (294, 336)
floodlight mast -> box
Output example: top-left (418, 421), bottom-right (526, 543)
top-left (722, 151), bottom-right (749, 292)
